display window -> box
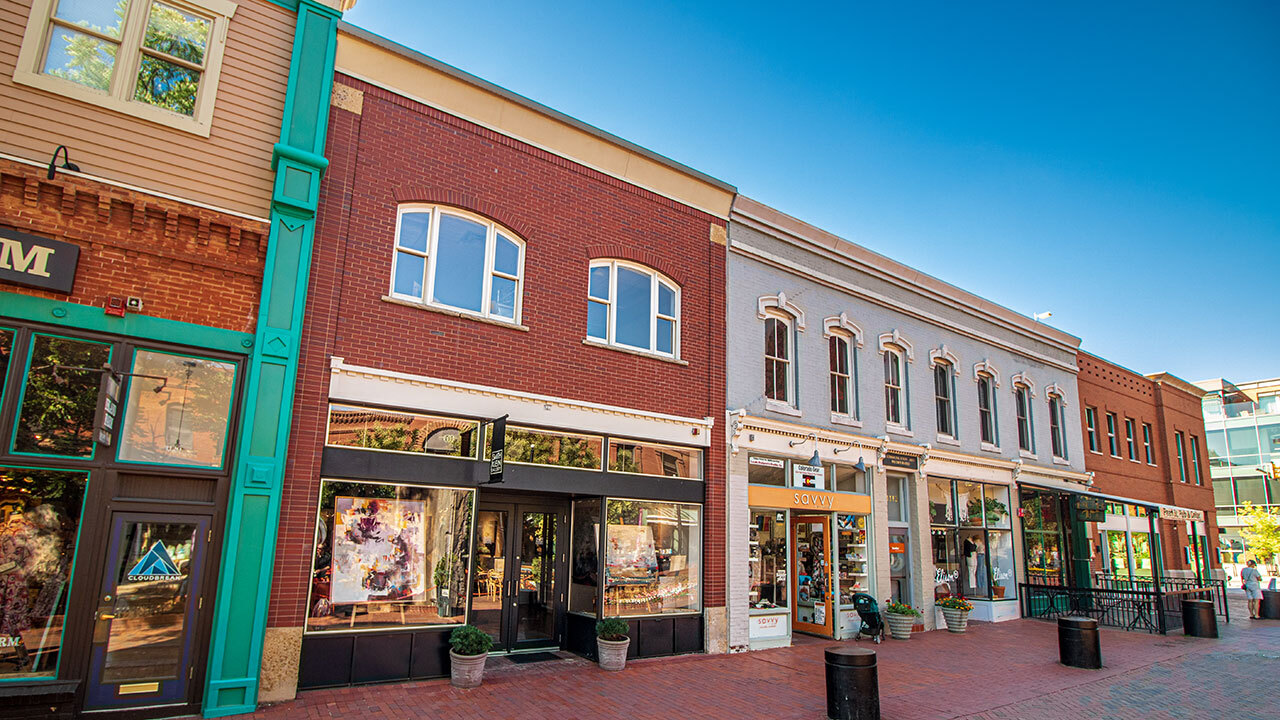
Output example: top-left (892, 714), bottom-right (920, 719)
top-left (607, 439), bottom-right (702, 479)
top-left (748, 510), bottom-right (787, 609)
top-left (747, 454), bottom-right (867, 494)
top-left (116, 349), bottom-right (237, 468)
top-left (602, 499), bottom-right (700, 617)
top-left (326, 404), bottom-right (481, 458)
top-left (836, 513), bottom-right (870, 602)
top-left (488, 425), bottom-right (604, 470)
top-left (930, 478), bottom-right (1016, 601)
top-left (305, 479), bottom-right (474, 633)
top-left (1020, 490), bottom-right (1065, 585)
top-left (569, 498), bottom-right (600, 615)
top-left (12, 334), bottom-right (112, 459)
top-left (0, 466), bottom-right (88, 678)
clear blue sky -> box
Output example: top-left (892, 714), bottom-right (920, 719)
top-left (346, 1), bottom-right (1279, 384)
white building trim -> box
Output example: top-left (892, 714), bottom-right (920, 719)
top-left (757, 292), bottom-right (806, 330)
top-left (822, 312), bottom-right (863, 346)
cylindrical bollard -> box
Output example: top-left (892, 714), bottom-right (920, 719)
top-left (1058, 616), bottom-right (1101, 669)
top-left (1182, 599), bottom-right (1218, 637)
top-left (825, 646), bottom-right (879, 720)
top-left (1261, 590), bottom-right (1280, 620)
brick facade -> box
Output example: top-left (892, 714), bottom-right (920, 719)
top-left (266, 74), bottom-right (728, 629)
top-left (1076, 351), bottom-right (1217, 574)
top-left (0, 157), bottom-right (268, 333)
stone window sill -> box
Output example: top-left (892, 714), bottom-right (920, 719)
top-left (765, 399), bottom-right (802, 417)
top-left (1019, 449), bottom-right (1037, 460)
top-left (886, 423), bottom-right (913, 438)
top-left (936, 434), bottom-right (960, 447)
top-left (980, 442), bottom-right (1001, 454)
top-left (831, 413), bottom-right (862, 428)
top-left (582, 338), bottom-right (688, 365)
top-left (381, 295), bottom-right (529, 331)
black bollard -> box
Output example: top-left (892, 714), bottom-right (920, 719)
top-left (1261, 590), bottom-right (1280, 620)
top-left (1182, 599), bottom-right (1218, 637)
top-left (825, 646), bottom-right (879, 720)
top-left (1058, 616), bottom-right (1101, 669)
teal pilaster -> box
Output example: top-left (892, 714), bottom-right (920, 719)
top-left (202, 1), bottom-right (340, 716)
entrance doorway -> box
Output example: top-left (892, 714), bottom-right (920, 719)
top-left (84, 512), bottom-right (212, 711)
top-left (472, 501), bottom-right (568, 652)
top-left (791, 514), bottom-right (833, 636)
top-left (888, 530), bottom-right (910, 604)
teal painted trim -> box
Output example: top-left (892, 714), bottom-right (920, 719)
top-left (264, 0), bottom-right (299, 12)
top-left (0, 292), bottom-right (254, 355)
top-left (7, 331), bottom-right (111, 460)
top-left (202, 1), bottom-right (342, 715)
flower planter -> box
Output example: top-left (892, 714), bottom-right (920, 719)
top-left (449, 650), bottom-right (488, 688)
top-left (885, 612), bottom-right (916, 640)
top-left (597, 637), bottom-right (631, 671)
top-left (941, 608), bottom-right (970, 633)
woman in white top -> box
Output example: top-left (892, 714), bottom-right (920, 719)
top-left (1241, 559), bottom-right (1263, 619)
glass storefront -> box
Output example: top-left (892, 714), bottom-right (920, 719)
top-left (930, 478), bottom-right (1015, 601)
top-left (602, 499), bottom-right (701, 617)
top-left (748, 510), bottom-right (787, 609)
top-left (1020, 490), bottom-right (1065, 585)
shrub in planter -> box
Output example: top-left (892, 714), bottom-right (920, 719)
top-left (448, 625), bottom-right (493, 688)
top-left (936, 595), bottom-right (974, 633)
top-left (596, 618), bottom-right (631, 671)
top-left (883, 599), bottom-right (922, 640)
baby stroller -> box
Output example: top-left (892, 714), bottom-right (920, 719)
top-left (851, 593), bottom-right (884, 643)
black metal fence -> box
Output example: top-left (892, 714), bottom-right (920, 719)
top-left (1091, 573), bottom-right (1230, 623)
top-left (1019, 582), bottom-right (1166, 633)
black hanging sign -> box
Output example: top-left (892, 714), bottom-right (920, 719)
top-left (0, 227), bottom-right (80, 294)
top-left (485, 415), bottom-right (508, 484)
top-left (1073, 494), bottom-right (1107, 523)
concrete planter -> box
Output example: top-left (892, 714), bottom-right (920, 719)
top-left (885, 612), bottom-right (916, 640)
top-left (597, 637), bottom-right (631, 671)
top-left (449, 650), bottom-right (488, 688)
top-left (941, 608), bottom-right (970, 633)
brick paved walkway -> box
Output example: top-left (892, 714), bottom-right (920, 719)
top-left (247, 607), bottom-right (1279, 720)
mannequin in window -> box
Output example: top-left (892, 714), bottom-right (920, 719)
top-left (963, 535), bottom-right (979, 591)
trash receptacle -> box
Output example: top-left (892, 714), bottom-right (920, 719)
top-left (1182, 598), bottom-right (1218, 638)
top-left (1058, 616), bottom-right (1101, 669)
top-left (1261, 590), bottom-right (1280, 620)
top-left (825, 646), bottom-right (879, 720)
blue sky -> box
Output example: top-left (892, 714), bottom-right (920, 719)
top-left (346, 1), bottom-right (1279, 383)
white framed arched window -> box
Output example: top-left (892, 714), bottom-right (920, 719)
top-left (764, 312), bottom-right (793, 404)
top-left (1014, 383), bottom-right (1035, 453)
top-left (884, 347), bottom-right (905, 426)
top-left (586, 260), bottom-right (679, 357)
top-left (390, 205), bottom-right (525, 323)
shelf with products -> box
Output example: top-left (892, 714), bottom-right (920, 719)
top-left (836, 512), bottom-right (871, 605)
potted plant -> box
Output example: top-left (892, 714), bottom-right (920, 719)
top-left (448, 625), bottom-right (493, 688)
top-left (883, 599), bottom-right (921, 640)
top-left (937, 595), bottom-right (974, 633)
top-left (596, 618), bottom-right (631, 671)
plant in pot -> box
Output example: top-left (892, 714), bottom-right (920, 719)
top-left (936, 595), bottom-right (974, 633)
top-left (596, 618), bottom-right (631, 671)
top-left (883, 599), bottom-right (922, 640)
top-left (448, 625), bottom-right (493, 688)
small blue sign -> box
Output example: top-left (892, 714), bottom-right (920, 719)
top-left (126, 541), bottom-right (181, 581)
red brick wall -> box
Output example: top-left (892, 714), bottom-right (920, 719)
top-left (1076, 351), bottom-right (1216, 571)
top-left (267, 75), bottom-right (728, 628)
top-left (0, 158), bottom-right (267, 334)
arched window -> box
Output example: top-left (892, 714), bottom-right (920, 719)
top-left (977, 373), bottom-right (997, 445)
top-left (587, 260), bottom-right (679, 356)
top-left (829, 334), bottom-right (852, 415)
top-left (390, 205), bottom-right (524, 322)
top-left (1015, 384), bottom-right (1034, 453)
top-left (764, 313), bottom-right (792, 404)
top-left (884, 347), bottom-right (905, 426)
top-left (1049, 392), bottom-right (1068, 460)
top-left (934, 361), bottom-right (954, 436)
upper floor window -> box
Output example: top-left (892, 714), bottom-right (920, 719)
top-left (977, 374), bottom-right (996, 445)
top-left (764, 314), bottom-right (792, 404)
top-left (587, 260), bottom-right (678, 356)
top-left (391, 206), bottom-right (524, 323)
top-left (15, 0), bottom-right (236, 136)
top-left (1015, 385), bottom-right (1033, 453)
top-left (884, 348), bottom-right (905, 426)
top-left (1142, 423), bottom-right (1155, 465)
top-left (1049, 394), bottom-right (1067, 460)
top-left (1125, 418), bottom-right (1137, 461)
top-left (829, 335), bottom-right (852, 416)
top-left (1189, 434), bottom-right (1203, 484)
top-left (1106, 412), bottom-right (1119, 456)
top-left (934, 362), bottom-right (954, 436)
top-left (1085, 407), bottom-right (1099, 452)
top-left (1175, 431), bottom-right (1187, 482)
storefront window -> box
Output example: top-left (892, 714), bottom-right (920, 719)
top-left (608, 440), bottom-right (701, 479)
top-left (494, 425), bottom-right (603, 470)
top-left (928, 479), bottom-right (954, 524)
top-left (983, 485), bottom-right (1011, 528)
top-left (987, 530), bottom-right (1016, 598)
top-left (829, 464), bottom-right (864, 493)
top-left (931, 528), bottom-right (960, 598)
top-left (0, 467), bottom-right (88, 678)
top-left (13, 334), bottom-right (112, 458)
top-left (930, 478), bottom-right (1017, 600)
top-left (0, 329), bottom-right (12, 400)
top-left (836, 513), bottom-right (869, 603)
top-left (1131, 532), bottom-right (1153, 579)
top-left (1106, 530), bottom-right (1130, 577)
top-left (569, 498), bottom-right (600, 615)
top-left (956, 481), bottom-right (985, 527)
top-left (748, 510), bottom-right (787, 609)
top-left (326, 404), bottom-right (480, 458)
top-left (1020, 490), bottom-right (1064, 585)
top-left (116, 350), bottom-right (236, 468)
top-left (747, 455), bottom-right (786, 486)
top-left (886, 475), bottom-right (907, 523)
top-left (603, 499), bottom-right (700, 616)
top-left (305, 479), bottom-right (473, 632)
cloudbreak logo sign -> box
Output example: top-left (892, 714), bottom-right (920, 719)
top-left (126, 541), bottom-right (182, 581)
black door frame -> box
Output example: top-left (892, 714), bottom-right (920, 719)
top-left (473, 496), bottom-right (569, 652)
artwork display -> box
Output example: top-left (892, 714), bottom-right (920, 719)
top-left (331, 497), bottom-right (426, 603)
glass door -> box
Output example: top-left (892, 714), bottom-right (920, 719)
top-left (511, 509), bottom-right (557, 650)
top-left (84, 513), bottom-right (210, 710)
top-left (791, 514), bottom-right (833, 636)
top-left (471, 502), bottom-right (566, 652)
top-left (888, 529), bottom-right (910, 604)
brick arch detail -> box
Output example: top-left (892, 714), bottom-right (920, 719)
top-left (584, 243), bottom-right (687, 287)
top-left (390, 186), bottom-right (536, 242)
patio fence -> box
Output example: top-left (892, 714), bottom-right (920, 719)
top-left (1020, 575), bottom-right (1230, 634)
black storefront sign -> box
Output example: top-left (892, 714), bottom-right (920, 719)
top-left (485, 414), bottom-right (508, 484)
top-left (0, 227), bottom-right (80, 294)
top-left (1073, 494), bottom-right (1106, 523)
top-left (882, 451), bottom-right (919, 471)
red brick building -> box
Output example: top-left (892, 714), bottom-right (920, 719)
top-left (260, 26), bottom-right (735, 699)
top-left (1076, 351), bottom-right (1217, 581)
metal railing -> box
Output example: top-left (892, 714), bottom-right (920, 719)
top-left (1091, 573), bottom-right (1229, 623)
top-left (1019, 582), bottom-right (1165, 634)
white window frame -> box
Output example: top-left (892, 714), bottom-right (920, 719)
top-left (1142, 423), bottom-right (1155, 465)
top-left (763, 311), bottom-right (793, 407)
top-left (934, 361), bottom-right (955, 438)
top-left (977, 373), bottom-right (997, 447)
top-left (1085, 406), bottom-right (1099, 453)
top-left (884, 347), bottom-right (906, 428)
top-left (1049, 394), bottom-right (1067, 460)
top-left (15, 0), bottom-right (237, 137)
top-left (586, 259), bottom-right (680, 358)
top-left (1125, 418), bottom-right (1138, 462)
top-left (828, 333), bottom-right (853, 417)
top-left (1106, 412), bottom-right (1119, 457)
top-left (390, 205), bottom-right (526, 325)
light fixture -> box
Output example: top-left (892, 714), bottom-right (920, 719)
top-left (46, 145), bottom-right (80, 180)
top-left (853, 457), bottom-right (867, 473)
top-left (807, 449), bottom-right (821, 467)
top-left (834, 443), bottom-right (855, 455)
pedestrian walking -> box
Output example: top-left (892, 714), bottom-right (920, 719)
top-left (1241, 559), bottom-right (1263, 619)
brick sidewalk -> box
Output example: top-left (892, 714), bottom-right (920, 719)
top-left (246, 613), bottom-right (1280, 720)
